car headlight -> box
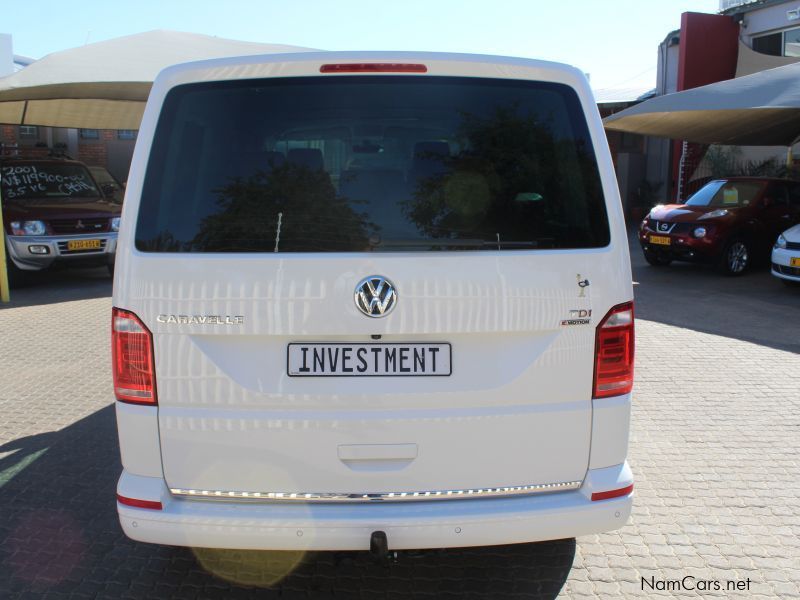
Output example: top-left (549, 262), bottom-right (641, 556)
top-left (693, 227), bottom-right (707, 238)
top-left (111, 217), bottom-right (121, 232)
top-left (9, 220), bottom-right (47, 236)
top-left (698, 209), bottom-right (729, 220)
top-left (775, 234), bottom-right (787, 249)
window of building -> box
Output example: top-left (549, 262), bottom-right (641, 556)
top-left (117, 129), bottom-right (137, 140)
top-left (784, 28), bottom-right (800, 57)
top-left (80, 129), bottom-right (99, 140)
top-left (753, 32), bottom-right (782, 56)
top-left (752, 27), bottom-right (800, 57)
top-left (18, 125), bottom-right (39, 139)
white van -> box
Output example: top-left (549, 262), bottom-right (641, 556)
top-left (112, 52), bottom-right (634, 553)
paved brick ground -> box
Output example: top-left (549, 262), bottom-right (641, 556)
top-left (0, 255), bottom-right (798, 598)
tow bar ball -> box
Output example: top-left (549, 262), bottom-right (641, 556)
top-left (370, 530), bottom-right (397, 566)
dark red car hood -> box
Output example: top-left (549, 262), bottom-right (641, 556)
top-left (3, 198), bottom-right (120, 228)
top-left (649, 203), bottom-right (739, 223)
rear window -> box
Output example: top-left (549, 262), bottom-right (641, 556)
top-left (1, 162), bottom-right (101, 202)
top-left (135, 76), bottom-right (609, 252)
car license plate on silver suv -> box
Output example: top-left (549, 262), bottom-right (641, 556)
top-left (287, 343), bottom-right (451, 377)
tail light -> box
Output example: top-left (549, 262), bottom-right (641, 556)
top-left (112, 308), bottom-right (157, 405)
top-left (593, 301), bottom-right (634, 399)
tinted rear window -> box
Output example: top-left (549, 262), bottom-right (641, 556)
top-left (136, 76), bottom-right (609, 252)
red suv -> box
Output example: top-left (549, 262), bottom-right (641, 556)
top-left (639, 177), bottom-right (800, 275)
top-left (2, 156), bottom-right (122, 286)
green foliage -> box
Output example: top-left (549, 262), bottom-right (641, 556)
top-left (191, 164), bottom-right (373, 252)
top-left (701, 145), bottom-right (786, 179)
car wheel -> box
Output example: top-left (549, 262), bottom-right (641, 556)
top-left (643, 249), bottom-right (672, 267)
top-left (718, 239), bottom-right (750, 276)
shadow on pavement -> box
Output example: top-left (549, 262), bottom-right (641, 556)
top-left (629, 232), bottom-right (800, 354)
top-left (1, 266), bottom-right (112, 309)
top-left (0, 406), bottom-right (575, 599)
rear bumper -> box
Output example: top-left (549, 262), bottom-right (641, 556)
top-left (6, 233), bottom-right (117, 271)
top-left (117, 463), bottom-right (633, 551)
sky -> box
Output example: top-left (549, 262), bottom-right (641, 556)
top-left (4, 0), bottom-right (721, 94)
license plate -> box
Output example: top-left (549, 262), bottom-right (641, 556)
top-left (67, 239), bottom-right (102, 251)
top-left (791, 257), bottom-right (800, 267)
top-left (288, 343), bottom-right (452, 377)
top-left (649, 235), bottom-right (671, 246)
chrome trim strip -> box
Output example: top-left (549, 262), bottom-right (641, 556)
top-left (169, 480), bottom-right (583, 503)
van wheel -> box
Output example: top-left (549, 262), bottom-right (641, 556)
top-left (718, 239), bottom-right (750, 276)
top-left (643, 250), bottom-right (672, 267)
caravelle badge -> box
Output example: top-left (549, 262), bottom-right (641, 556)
top-left (355, 275), bottom-right (397, 317)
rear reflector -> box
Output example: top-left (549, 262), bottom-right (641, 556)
top-left (112, 307), bottom-right (157, 405)
top-left (591, 484), bottom-right (633, 502)
top-left (320, 63), bottom-right (428, 73)
top-left (593, 301), bottom-right (635, 399)
top-left (116, 494), bottom-right (162, 510)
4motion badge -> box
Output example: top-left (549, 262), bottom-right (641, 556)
top-left (561, 309), bottom-right (592, 327)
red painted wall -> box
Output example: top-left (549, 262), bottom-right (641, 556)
top-left (671, 12), bottom-right (740, 199)
top-left (677, 12), bottom-right (739, 92)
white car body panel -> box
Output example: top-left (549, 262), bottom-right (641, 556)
top-left (113, 51), bottom-right (634, 550)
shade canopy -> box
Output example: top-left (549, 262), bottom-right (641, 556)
top-left (0, 30), bottom-right (313, 129)
top-left (603, 61), bottom-right (800, 146)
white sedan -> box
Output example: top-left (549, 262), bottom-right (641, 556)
top-left (772, 224), bottom-right (800, 286)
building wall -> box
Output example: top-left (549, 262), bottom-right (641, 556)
top-left (0, 34), bottom-right (12, 77)
top-left (677, 12), bottom-right (740, 90)
top-left (645, 33), bottom-right (682, 202)
top-left (739, 1), bottom-right (800, 39)
top-left (657, 40), bottom-right (681, 95)
top-left (1, 126), bottom-right (135, 181)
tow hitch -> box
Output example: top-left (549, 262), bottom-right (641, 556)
top-left (369, 530), bottom-right (397, 566)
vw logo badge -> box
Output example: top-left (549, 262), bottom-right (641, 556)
top-left (355, 276), bottom-right (397, 318)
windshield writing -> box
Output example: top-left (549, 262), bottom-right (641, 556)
top-left (1, 164), bottom-right (100, 201)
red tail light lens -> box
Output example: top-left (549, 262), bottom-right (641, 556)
top-left (591, 484), bottom-right (633, 501)
top-left (116, 494), bottom-right (162, 510)
top-left (593, 301), bottom-right (635, 399)
top-left (112, 308), bottom-right (157, 405)
top-left (320, 63), bottom-right (428, 73)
